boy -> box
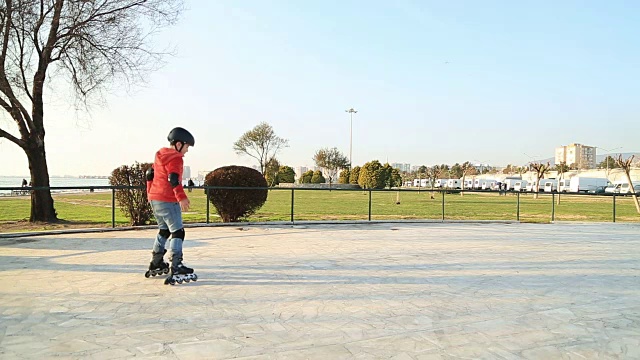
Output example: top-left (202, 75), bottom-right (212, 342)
top-left (145, 127), bottom-right (198, 285)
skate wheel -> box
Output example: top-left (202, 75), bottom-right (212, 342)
top-left (184, 278), bottom-right (190, 283)
top-left (145, 271), bottom-right (151, 278)
top-left (176, 278), bottom-right (183, 284)
top-left (192, 274), bottom-right (198, 281)
top-left (163, 268), bottom-right (169, 274)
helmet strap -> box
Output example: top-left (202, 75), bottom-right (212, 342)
top-left (174, 142), bottom-right (184, 153)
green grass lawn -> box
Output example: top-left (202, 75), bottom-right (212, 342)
top-left (1, 189), bottom-right (639, 233)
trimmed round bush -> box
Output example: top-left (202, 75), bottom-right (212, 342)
top-left (204, 166), bottom-right (268, 222)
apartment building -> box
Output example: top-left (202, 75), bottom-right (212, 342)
top-left (555, 143), bottom-right (596, 169)
top-left (391, 163), bottom-right (411, 173)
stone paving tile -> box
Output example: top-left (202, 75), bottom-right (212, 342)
top-left (1, 222), bottom-right (639, 359)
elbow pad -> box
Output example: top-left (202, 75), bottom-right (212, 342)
top-left (168, 173), bottom-right (180, 188)
top-left (145, 168), bottom-right (154, 181)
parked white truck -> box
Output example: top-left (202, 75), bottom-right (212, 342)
top-left (568, 177), bottom-right (609, 193)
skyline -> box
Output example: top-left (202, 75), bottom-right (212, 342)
top-left (2, 1), bottom-right (639, 177)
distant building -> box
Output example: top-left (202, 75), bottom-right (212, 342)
top-left (197, 170), bottom-right (212, 182)
top-left (183, 166), bottom-right (191, 179)
top-left (295, 166), bottom-right (308, 179)
top-left (555, 143), bottom-right (596, 169)
top-left (391, 163), bottom-right (411, 173)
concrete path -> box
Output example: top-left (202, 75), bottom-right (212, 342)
top-left (1, 222), bottom-right (639, 359)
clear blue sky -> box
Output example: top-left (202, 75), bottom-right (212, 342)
top-left (2, 0), bottom-right (639, 176)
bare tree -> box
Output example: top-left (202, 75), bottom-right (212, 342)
top-left (615, 155), bottom-right (640, 214)
top-left (555, 161), bottom-right (569, 204)
top-left (313, 147), bottom-right (349, 188)
top-left (425, 165), bottom-right (444, 199)
top-left (234, 122), bottom-right (289, 175)
top-left (0, 0), bottom-right (183, 222)
top-left (530, 162), bottom-right (551, 199)
top-left (459, 161), bottom-right (476, 196)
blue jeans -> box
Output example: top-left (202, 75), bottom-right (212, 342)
top-left (150, 200), bottom-right (184, 258)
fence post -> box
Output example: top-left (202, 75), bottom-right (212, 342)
top-left (111, 188), bottom-right (115, 228)
top-left (613, 194), bottom-right (616, 223)
top-left (552, 192), bottom-right (555, 222)
top-left (368, 189), bottom-right (372, 221)
top-left (441, 190), bottom-right (445, 221)
top-left (290, 188), bottom-right (294, 223)
top-left (206, 187), bottom-right (210, 224)
top-left (517, 192), bottom-right (520, 221)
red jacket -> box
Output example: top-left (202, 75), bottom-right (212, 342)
top-left (147, 147), bottom-right (187, 203)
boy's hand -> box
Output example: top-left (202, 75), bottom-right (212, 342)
top-left (179, 198), bottom-right (190, 211)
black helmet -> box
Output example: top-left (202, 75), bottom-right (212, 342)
top-left (167, 127), bottom-right (195, 147)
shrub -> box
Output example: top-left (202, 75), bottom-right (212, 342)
top-left (311, 170), bottom-right (325, 184)
top-left (277, 166), bottom-right (296, 183)
top-left (300, 170), bottom-right (314, 184)
top-left (109, 162), bottom-right (153, 226)
top-left (338, 168), bottom-right (350, 184)
top-left (204, 166), bottom-right (268, 222)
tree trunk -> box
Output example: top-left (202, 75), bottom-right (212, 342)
top-left (623, 172), bottom-right (640, 214)
top-left (26, 137), bottom-right (57, 222)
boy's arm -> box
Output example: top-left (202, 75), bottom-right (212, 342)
top-left (166, 158), bottom-right (188, 201)
top-left (145, 166), bottom-right (154, 195)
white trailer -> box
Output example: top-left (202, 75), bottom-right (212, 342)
top-left (526, 179), bottom-right (545, 192)
top-left (568, 177), bottom-right (609, 193)
top-left (413, 179), bottom-right (432, 188)
top-left (543, 179), bottom-right (558, 192)
top-left (447, 179), bottom-right (461, 189)
top-left (481, 180), bottom-right (496, 190)
top-left (503, 177), bottom-right (522, 191)
top-left (559, 179), bottom-right (571, 193)
top-left (433, 179), bottom-right (448, 188)
top-left (514, 180), bottom-right (529, 192)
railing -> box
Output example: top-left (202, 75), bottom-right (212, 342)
top-left (1, 186), bottom-right (639, 230)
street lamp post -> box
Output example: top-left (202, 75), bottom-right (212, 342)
top-left (345, 108), bottom-right (358, 169)
top-left (596, 146), bottom-right (622, 177)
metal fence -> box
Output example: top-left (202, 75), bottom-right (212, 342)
top-left (2, 185), bottom-right (638, 229)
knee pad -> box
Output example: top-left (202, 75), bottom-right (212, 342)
top-left (159, 229), bottom-right (171, 239)
top-left (171, 228), bottom-right (185, 241)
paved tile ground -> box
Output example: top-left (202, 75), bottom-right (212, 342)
top-left (0, 222), bottom-right (639, 359)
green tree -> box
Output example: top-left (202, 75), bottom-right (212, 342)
top-left (450, 163), bottom-right (463, 178)
top-left (380, 163), bottom-right (402, 189)
top-left (233, 122), bottom-right (289, 175)
top-left (338, 169), bottom-right (350, 184)
top-left (301, 170), bottom-right (314, 184)
top-left (277, 166), bottom-right (295, 183)
top-left (599, 156), bottom-right (618, 170)
top-left (264, 157), bottom-right (281, 187)
top-left (358, 160), bottom-right (385, 189)
top-left (349, 166), bottom-right (361, 184)
top-left (311, 170), bottom-right (325, 184)
top-left (0, 0), bottom-right (182, 222)
top-left (313, 147), bottom-right (350, 187)
top-left (503, 164), bottom-right (514, 175)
